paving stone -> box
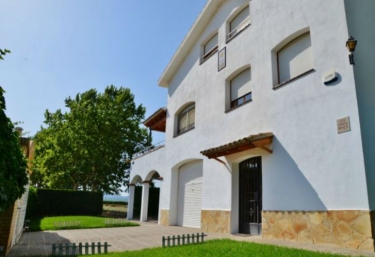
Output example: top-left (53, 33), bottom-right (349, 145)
top-left (7, 222), bottom-right (375, 257)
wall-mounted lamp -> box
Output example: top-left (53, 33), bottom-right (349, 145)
top-left (346, 36), bottom-right (357, 65)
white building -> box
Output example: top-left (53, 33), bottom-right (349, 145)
top-left (128, 0), bottom-right (375, 251)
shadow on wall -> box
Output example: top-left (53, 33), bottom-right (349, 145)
top-left (7, 231), bottom-right (72, 257)
top-left (262, 137), bottom-right (327, 211)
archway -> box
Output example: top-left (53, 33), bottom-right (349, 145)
top-left (139, 171), bottom-right (162, 222)
top-left (127, 175), bottom-right (143, 220)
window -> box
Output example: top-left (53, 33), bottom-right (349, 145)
top-left (228, 6), bottom-right (250, 40)
top-left (202, 33), bottom-right (218, 61)
top-left (177, 104), bottom-right (195, 135)
top-left (230, 68), bottom-right (252, 108)
top-left (277, 32), bottom-right (313, 84)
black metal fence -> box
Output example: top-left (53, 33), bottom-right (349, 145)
top-left (162, 233), bottom-right (207, 247)
top-left (52, 242), bottom-right (110, 256)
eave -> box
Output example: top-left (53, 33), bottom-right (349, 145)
top-left (200, 132), bottom-right (274, 159)
top-left (158, 0), bottom-right (226, 88)
top-left (143, 108), bottom-right (167, 132)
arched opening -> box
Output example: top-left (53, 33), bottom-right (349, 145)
top-left (127, 175), bottom-right (143, 220)
top-left (145, 171), bottom-right (162, 222)
top-left (131, 171), bottom-right (162, 222)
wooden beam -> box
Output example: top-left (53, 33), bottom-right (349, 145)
top-left (212, 157), bottom-right (226, 165)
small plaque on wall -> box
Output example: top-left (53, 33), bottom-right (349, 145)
top-left (218, 47), bottom-right (226, 71)
top-left (337, 116), bottom-right (351, 134)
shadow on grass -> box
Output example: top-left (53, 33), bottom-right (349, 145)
top-left (7, 231), bottom-right (72, 257)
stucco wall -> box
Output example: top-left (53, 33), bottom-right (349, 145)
top-left (131, 0), bottom-right (371, 230)
top-left (164, 0), bottom-right (368, 211)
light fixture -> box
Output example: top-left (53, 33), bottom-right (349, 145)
top-left (346, 36), bottom-right (357, 65)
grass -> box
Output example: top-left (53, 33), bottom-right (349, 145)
top-left (103, 203), bottom-right (128, 213)
top-left (72, 239), bottom-right (355, 257)
top-left (16, 240), bottom-right (357, 257)
top-left (29, 216), bottom-right (139, 231)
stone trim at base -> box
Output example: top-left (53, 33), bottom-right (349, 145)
top-left (160, 209), bottom-right (169, 226)
top-left (262, 210), bottom-right (374, 251)
top-left (201, 210), bottom-right (230, 233)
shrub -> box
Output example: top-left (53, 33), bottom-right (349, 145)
top-left (27, 188), bottom-right (103, 217)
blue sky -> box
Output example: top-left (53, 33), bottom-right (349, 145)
top-left (0, 0), bottom-right (206, 143)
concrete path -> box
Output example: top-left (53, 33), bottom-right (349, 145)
top-left (8, 221), bottom-right (375, 256)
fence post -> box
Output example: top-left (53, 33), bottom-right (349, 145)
top-left (162, 236), bottom-right (165, 247)
top-left (85, 243), bottom-right (89, 254)
top-left (192, 233), bottom-right (195, 244)
top-left (177, 235), bottom-right (180, 246)
top-left (91, 242), bottom-right (95, 254)
top-left (58, 243), bottom-right (63, 257)
top-left (172, 235), bottom-right (176, 246)
top-left (65, 243), bottom-right (70, 255)
top-left (187, 234), bottom-right (190, 244)
top-left (98, 242), bottom-right (101, 254)
top-left (167, 236), bottom-right (171, 247)
top-left (72, 243), bottom-right (77, 255)
top-left (79, 243), bottom-right (83, 255)
top-left (201, 233), bottom-right (205, 243)
top-left (104, 242), bottom-right (108, 253)
top-left (52, 244), bottom-right (56, 256)
top-left (182, 234), bottom-right (185, 245)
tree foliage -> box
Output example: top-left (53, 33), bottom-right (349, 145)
top-left (31, 86), bottom-right (149, 194)
top-left (0, 86), bottom-right (28, 213)
top-left (0, 48), bottom-right (11, 60)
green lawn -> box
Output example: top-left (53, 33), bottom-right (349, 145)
top-left (29, 216), bottom-right (139, 231)
top-left (80, 239), bottom-right (356, 257)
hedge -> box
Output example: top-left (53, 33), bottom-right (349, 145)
top-left (27, 187), bottom-right (103, 218)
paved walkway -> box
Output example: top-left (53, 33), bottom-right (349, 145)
top-left (8, 221), bottom-right (375, 256)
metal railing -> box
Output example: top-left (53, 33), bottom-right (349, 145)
top-left (133, 140), bottom-right (165, 159)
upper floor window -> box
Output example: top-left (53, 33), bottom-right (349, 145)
top-left (228, 6), bottom-right (250, 41)
top-left (202, 33), bottom-right (218, 62)
top-left (277, 32), bottom-right (313, 84)
top-left (230, 68), bottom-right (252, 108)
top-left (177, 104), bottom-right (195, 135)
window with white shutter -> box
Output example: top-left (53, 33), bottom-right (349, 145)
top-left (228, 6), bottom-right (250, 40)
top-left (177, 104), bottom-right (195, 135)
top-left (230, 68), bottom-right (252, 108)
top-left (202, 33), bottom-right (218, 61)
top-left (277, 32), bottom-right (313, 84)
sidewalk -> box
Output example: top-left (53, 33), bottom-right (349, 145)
top-left (8, 222), bottom-right (375, 256)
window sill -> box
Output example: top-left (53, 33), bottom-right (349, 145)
top-left (200, 48), bottom-right (218, 65)
top-left (225, 99), bottom-right (252, 113)
top-left (273, 69), bottom-right (315, 90)
top-left (226, 23), bottom-right (250, 44)
top-left (174, 127), bottom-right (195, 138)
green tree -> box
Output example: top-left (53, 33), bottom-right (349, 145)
top-left (31, 85), bottom-right (149, 194)
top-left (0, 48), bottom-right (28, 213)
top-left (0, 86), bottom-right (28, 213)
top-left (0, 48), bottom-right (11, 60)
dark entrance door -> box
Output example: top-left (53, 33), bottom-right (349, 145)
top-left (239, 156), bottom-right (262, 234)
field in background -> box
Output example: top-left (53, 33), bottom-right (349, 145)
top-left (103, 195), bottom-right (128, 202)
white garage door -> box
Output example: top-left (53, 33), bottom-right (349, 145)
top-left (177, 161), bottom-right (203, 228)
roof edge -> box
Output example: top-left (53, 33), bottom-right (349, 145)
top-left (158, 0), bottom-right (226, 88)
top-left (143, 107), bottom-right (167, 125)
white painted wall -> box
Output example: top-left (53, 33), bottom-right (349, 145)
top-left (131, 0), bottom-right (371, 227)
